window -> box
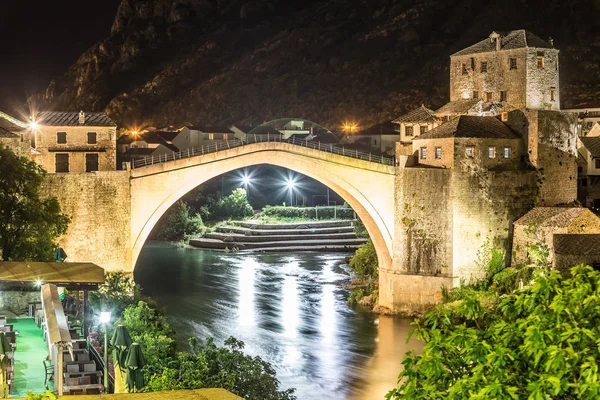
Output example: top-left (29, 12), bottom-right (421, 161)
top-left (465, 146), bottom-right (474, 158)
top-left (596, 159), bottom-right (600, 169)
top-left (87, 132), bottom-right (97, 144)
top-left (435, 147), bottom-right (442, 159)
top-left (501, 112), bottom-right (508, 122)
top-left (57, 132), bottom-right (67, 144)
top-left (85, 154), bottom-right (99, 172)
top-left (480, 62), bottom-right (487, 72)
top-left (420, 126), bottom-right (428, 135)
top-left (488, 146), bottom-right (496, 159)
top-left (485, 92), bottom-right (493, 102)
top-left (55, 154), bottom-right (69, 173)
top-left (373, 139), bottom-right (377, 145)
top-left (509, 58), bottom-right (517, 70)
top-left (537, 52), bottom-right (545, 69)
top-left (461, 63), bottom-right (467, 75)
top-left (504, 147), bottom-right (511, 158)
top-left (473, 90), bottom-right (479, 100)
top-left (500, 90), bottom-right (507, 102)
top-left (550, 87), bottom-right (556, 101)
top-left (405, 126), bottom-right (413, 137)
top-left (544, 104), bottom-right (552, 110)
top-left (420, 147), bottom-right (427, 159)
top-left (208, 133), bottom-right (214, 140)
top-left (470, 57), bottom-right (475, 71)
top-left (587, 122), bottom-right (594, 129)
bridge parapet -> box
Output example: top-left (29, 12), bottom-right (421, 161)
top-left (130, 135), bottom-right (395, 170)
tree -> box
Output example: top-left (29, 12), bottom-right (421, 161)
top-left (0, 146), bottom-right (69, 261)
top-left (349, 239), bottom-right (378, 280)
top-left (155, 201), bottom-right (204, 241)
top-left (387, 265), bottom-right (600, 399)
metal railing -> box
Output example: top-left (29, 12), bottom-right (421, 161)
top-left (131, 135), bottom-right (395, 169)
top-left (87, 339), bottom-right (114, 394)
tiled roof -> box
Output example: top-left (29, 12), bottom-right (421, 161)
top-left (452, 30), bottom-right (554, 57)
top-left (554, 234), bottom-right (600, 255)
top-left (393, 105), bottom-right (439, 124)
top-left (36, 111), bottom-right (116, 127)
top-left (118, 131), bottom-right (178, 145)
top-left (435, 99), bottom-right (480, 116)
top-left (0, 111), bottom-right (27, 133)
top-left (412, 115), bottom-right (520, 140)
top-left (580, 137), bottom-right (600, 158)
top-left (0, 126), bottom-right (19, 138)
top-left (514, 207), bottom-right (590, 228)
top-left (357, 122), bottom-right (399, 136)
top-left (187, 126), bottom-right (233, 133)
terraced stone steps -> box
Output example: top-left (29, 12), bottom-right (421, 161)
top-left (190, 219), bottom-right (364, 253)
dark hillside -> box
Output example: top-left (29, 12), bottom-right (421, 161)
top-left (33, 0), bottom-right (600, 129)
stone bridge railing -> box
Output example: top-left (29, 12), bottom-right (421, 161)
top-left (130, 135), bottom-right (395, 169)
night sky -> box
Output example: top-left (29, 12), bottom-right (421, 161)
top-left (0, 0), bottom-right (121, 112)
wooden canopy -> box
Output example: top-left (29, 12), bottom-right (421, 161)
top-left (0, 262), bottom-right (104, 290)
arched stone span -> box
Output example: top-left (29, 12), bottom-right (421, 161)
top-left (129, 141), bottom-right (395, 272)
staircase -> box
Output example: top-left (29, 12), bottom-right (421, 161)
top-left (189, 220), bottom-right (367, 252)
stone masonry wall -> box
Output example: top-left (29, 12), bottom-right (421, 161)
top-left (525, 48), bottom-right (560, 110)
top-left (40, 171), bottom-right (131, 273)
top-left (450, 168), bottom-right (538, 284)
top-left (450, 49), bottom-right (527, 107)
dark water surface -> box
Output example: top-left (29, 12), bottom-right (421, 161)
top-left (135, 242), bottom-right (422, 400)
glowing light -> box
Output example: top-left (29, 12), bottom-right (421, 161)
top-left (29, 121), bottom-right (38, 130)
top-left (286, 179), bottom-right (296, 190)
top-left (34, 279), bottom-right (43, 287)
top-left (99, 311), bottom-right (111, 325)
top-left (342, 123), bottom-right (358, 132)
top-left (242, 175), bottom-right (251, 186)
top-left (131, 131), bottom-right (138, 136)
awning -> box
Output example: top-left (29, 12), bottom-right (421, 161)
top-left (0, 262), bottom-right (104, 290)
top-left (41, 284), bottom-right (72, 346)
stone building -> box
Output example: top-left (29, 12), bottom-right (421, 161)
top-left (392, 105), bottom-right (440, 155)
top-left (411, 115), bottom-right (523, 169)
top-left (29, 111), bottom-right (117, 173)
top-left (117, 130), bottom-right (179, 166)
top-left (0, 113), bottom-right (30, 157)
top-left (174, 126), bottom-right (234, 149)
top-left (577, 136), bottom-right (600, 209)
top-left (553, 234), bottom-right (600, 274)
top-left (448, 30), bottom-right (559, 112)
top-left (512, 207), bottom-right (600, 266)
top-left (341, 122), bottom-right (399, 155)
top-left (564, 107), bottom-right (600, 137)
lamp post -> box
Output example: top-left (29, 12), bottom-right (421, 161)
top-left (286, 179), bottom-right (295, 206)
top-left (100, 311), bottom-right (111, 393)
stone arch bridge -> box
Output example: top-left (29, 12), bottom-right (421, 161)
top-left (43, 138), bottom-right (463, 313)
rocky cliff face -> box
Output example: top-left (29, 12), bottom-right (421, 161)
top-left (34, 0), bottom-right (600, 129)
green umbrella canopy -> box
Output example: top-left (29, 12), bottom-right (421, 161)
top-left (0, 333), bottom-right (9, 367)
top-left (110, 325), bottom-right (133, 367)
top-left (125, 343), bottom-right (146, 391)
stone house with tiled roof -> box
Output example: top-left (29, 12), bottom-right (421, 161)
top-left (512, 207), bottom-right (600, 266)
top-left (447, 30), bottom-right (559, 113)
top-left (411, 115), bottom-right (523, 170)
top-left (0, 113), bottom-right (30, 157)
top-left (117, 130), bottom-right (180, 166)
top-left (553, 234), bottom-right (600, 274)
top-left (393, 105), bottom-right (441, 144)
top-left (28, 111), bottom-right (117, 173)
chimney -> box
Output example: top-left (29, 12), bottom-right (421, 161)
top-left (79, 110), bottom-right (85, 125)
top-left (495, 36), bottom-right (501, 51)
top-left (549, 37), bottom-right (554, 47)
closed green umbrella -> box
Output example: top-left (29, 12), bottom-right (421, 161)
top-left (110, 325), bottom-right (132, 393)
top-left (0, 332), bottom-right (11, 398)
top-left (125, 343), bottom-right (146, 392)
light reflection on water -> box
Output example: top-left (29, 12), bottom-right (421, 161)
top-left (135, 242), bottom-right (422, 400)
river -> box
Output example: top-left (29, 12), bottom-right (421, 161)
top-left (134, 242), bottom-right (422, 400)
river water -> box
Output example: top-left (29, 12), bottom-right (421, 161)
top-left (134, 242), bottom-right (422, 400)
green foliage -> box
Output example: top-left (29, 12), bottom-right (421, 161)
top-left (147, 337), bottom-right (296, 400)
top-left (201, 188), bottom-right (254, 222)
top-left (0, 146), bottom-right (70, 261)
top-left (25, 391), bottom-right (57, 400)
top-left (347, 287), bottom-right (365, 306)
top-left (353, 217), bottom-right (369, 238)
top-left (156, 201), bottom-right (205, 241)
top-left (259, 205), bottom-right (355, 221)
top-left (89, 271), bottom-right (140, 319)
top-left (120, 301), bottom-right (177, 377)
top-left (387, 265), bottom-right (600, 399)
top-left (476, 237), bottom-right (507, 288)
top-left (349, 239), bottom-right (378, 280)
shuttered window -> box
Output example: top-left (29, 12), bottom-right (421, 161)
top-left (55, 154), bottom-right (69, 173)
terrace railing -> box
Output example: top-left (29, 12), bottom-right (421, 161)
top-left (130, 135), bottom-right (395, 169)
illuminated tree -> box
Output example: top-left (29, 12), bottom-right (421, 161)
top-left (0, 146), bottom-right (69, 260)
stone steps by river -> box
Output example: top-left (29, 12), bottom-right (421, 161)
top-left (189, 220), bottom-right (366, 252)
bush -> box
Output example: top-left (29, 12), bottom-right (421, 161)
top-left (259, 205), bottom-right (355, 220)
top-left (204, 188), bottom-right (254, 221)
top-left (147, 337), bottom-right (296, 400)
top-left (349, 240), bottom-right (378, 280)
top-left (387, 265), bottom-right (600, 399)
top-left (89, 272), bottom-right (139, 320)
top-left (353, 217), bottom-right (369, 238)
top-left (156, 201), bottom-right (205, 241)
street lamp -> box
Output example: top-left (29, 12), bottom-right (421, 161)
top-left (286, 179), bottom-right (295, 206)
top-left (100, 311), bottom-right (111, 392)
top-left (242, 175), bottom-right (251, 187)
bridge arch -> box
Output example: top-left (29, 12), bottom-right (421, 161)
top-left (130, 142), bottom-right (395, 273)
